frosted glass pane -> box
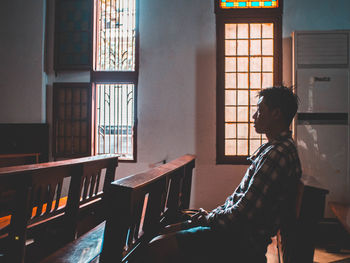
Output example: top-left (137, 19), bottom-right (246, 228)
top-left (225, 73), bottom-right (237, 89)
top-left (225, 123), bottom-right (236, 138)
top-left (262, 73), bottom-right (273, 88)
top-left (237, 107), bottom-right (248, 122)
top-left (262, 39), bottom-right (273, 55)
top-left (250, 140), bottom-right (261, 154)
top-left (250, 91), bottom-right (260, 106)
top-left (250, 123), bottom-right (260, 139)
top-left (237, 140), bottom-right (248, 155)
top-left (225, 24), bottom-right (237, 39)
top-left (225, 57), bottom-right (236, 72)
top-left (225, 90), bottom-right (236, 105)
top-left (262, 138), bottom-right (268, 144)
top-left (225, 40), bottom-right (236, 56)
top-left (237, 40), bottom-right (249, 55)
top-left (250, 40), bottom-right (261, 55)
top-left (237, 57), bottom-right (248, 72)
top-left (225, 140), bottom-right (236, 156)
top-left (262, 23), bottom-right (274, 38)
top-left (237, 24), bottom-right (248, 39)
top-left (250, 57), bottom-right (261, 72)
top-left (237, 124), bottom-right (248, 138)
top-left (225, 107), bottom-right (236, 122)
top-left (263, 57), bottom-right (273, 72)
top-left (250, 73), bottom-right (261, 90)
top-left (237, 73), bottom-right (248, 89)
top-left (250, 24), bottom-right (261, 38)
top-left (238, 90), bottom-right (249, 105)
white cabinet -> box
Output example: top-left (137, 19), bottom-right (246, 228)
top-left (293, 30), bottom-right (350, 217)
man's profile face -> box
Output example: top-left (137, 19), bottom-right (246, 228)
top-left (252, 96), bottom-right (274, 134)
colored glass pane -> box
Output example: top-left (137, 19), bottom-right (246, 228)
top-left (220, 0), bottom-right (278, 9)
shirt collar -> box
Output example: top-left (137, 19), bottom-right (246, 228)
top-left (247, 130), bottom-right (292, 163)
top-left (269, 130), bottom-right (292, 144)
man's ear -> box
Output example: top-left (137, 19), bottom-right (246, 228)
top-left (272, 108), bottom-right (282, 120)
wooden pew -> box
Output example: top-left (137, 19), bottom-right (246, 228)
top-left (40, 154), bottom-right (196, 263)
top-left (0, 154), bottom-right (118, 263)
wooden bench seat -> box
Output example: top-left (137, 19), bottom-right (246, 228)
top-left (40, 154), bottom-right (196, 263)
top-left (0, 154), bottom-right (118, 263)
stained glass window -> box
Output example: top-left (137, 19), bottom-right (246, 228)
top-left (96, 0), bottom-right (136, 71)
top-left (220, 0), bottom-right (278, 9)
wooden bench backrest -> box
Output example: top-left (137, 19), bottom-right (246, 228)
top-left (100, 154), bottom-right (195, 263)
top-left (0, 154), bottom-right (118, 263)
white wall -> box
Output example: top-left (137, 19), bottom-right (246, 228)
top-left (0, 0), bottom-right (46, 123)
top-left (1, 0), bottom-right (350, 213)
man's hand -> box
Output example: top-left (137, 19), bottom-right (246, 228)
top-left (191, 208), bottom-right (209, 226)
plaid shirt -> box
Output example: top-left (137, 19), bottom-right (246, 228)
top-left (207, 131), bottom-right (302, 255)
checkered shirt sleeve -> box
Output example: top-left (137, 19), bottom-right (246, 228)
top-left (207, 140), bottom-right (298, 231)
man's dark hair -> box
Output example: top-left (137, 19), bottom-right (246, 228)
top-left (258, 86), bottom-right (299, 126)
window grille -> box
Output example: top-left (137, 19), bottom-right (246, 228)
top-left (94, 0), bottom-right (138, 161)
top-left (96, 84), bottom-right (135, 160)
top-left (224, 23), bottom-right (272, 156)
top-left (96, 0), bottom-right (136, 71)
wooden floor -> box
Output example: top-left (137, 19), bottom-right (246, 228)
top-left (266, 236), bottom-right (350, 263)
top-left (314, 247), bottom-right (350, 263)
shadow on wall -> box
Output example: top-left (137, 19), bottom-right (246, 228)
top-left (192, 46), bottom-right (248, 210)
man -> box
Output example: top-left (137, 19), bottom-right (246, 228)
top-left (147, 86), bottom-right (302, 263)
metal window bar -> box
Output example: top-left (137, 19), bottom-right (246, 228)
top-left (96, 84), bottom-right (134, 160)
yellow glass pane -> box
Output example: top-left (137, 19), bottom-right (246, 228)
top-left (225, 107), bottom-right (236, 122)
top-left (238, 90), bottom-right (249, 106)
top-left (237, 140), bottom-right (248, 155)
top-left (263, 57), bottom-right (273, 72)
top-left (225, 24), bottom-right (237, 39)
top-left (225, 57), bottom-right (236, 72)
top-left (225, 73), bottom-right (237, 89)
top-left (237, 107), bottom-right (248, 122)
top-left (250, 140), bottom-right (261, 154)
top-left (237, 24), bottom-right (248, 39)
top-left (237, 57), bottom-right (248, 72)
top-left (225, 140), bottom-right (236, 156)
top-left (237, 124), bottom-right (248, 138)
top-left (225, 90), bottom-right (236, 106)
top-left (250, 73), bottom-right (261, 90)
top-left (262, 23), bottom-right (274, 38)
top-left (225, 123), bottom-right (236, 138)
top-left (237, 40), bottom-right (249, 55)
top-left (250, 57), bottom-right (261, 72)
top-left (262, 73), bottom-right (273, 88)
top-left (237, 73), bottom-right (248, 89)
top-left (262, 39), bottom-right (273, 55)
top-left (250, 40), bottom-right (261, 55)
top-left (250, 24), bottom-right (261, 38)
top-left (225, 40), bottom-right (236, 56)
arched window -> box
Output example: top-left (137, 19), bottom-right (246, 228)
top-left (215, 0), bottom-right (283, 164)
